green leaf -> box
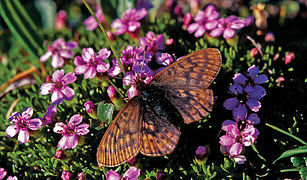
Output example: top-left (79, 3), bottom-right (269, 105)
top-left (291, 156), bottom-right (305, 167)
top-left (97, 102), bottom-right (114, 125)
top-left (34, 0), bottom-right (56, 29)
top-left (0, 0), bottom-right (43, 58)
top-left (274, 146), bottom-right (307, 164)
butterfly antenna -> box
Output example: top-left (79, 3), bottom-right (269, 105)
top-left (140, 45), bottom-right (148, 76)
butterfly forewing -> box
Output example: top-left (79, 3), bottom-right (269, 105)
top-left (140, 109), bottom-right (180, 156)
top-left (151, 48), bottom-right (222, 90)
top-left (97, 97), bottom-right (142, 167)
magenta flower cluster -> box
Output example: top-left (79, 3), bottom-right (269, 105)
top-left (106, 166), bottom-right (140, 180)
top-left (40, 38), bottom-right (77, 68)
top-left (185, 4), bottom-right (246, 39)
top-left (219, 65), bottom-right (267, 164)
top-left (111, 8), bottom-right (147, 36)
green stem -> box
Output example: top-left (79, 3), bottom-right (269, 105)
top-left (266, 123), bottom-right (307, 145)
top-left (13, 141), bottom-right (19, 152)
top-left (280, 168), bottom-right (300, 172)
top-left (82, 0), bottom-right (125, 75)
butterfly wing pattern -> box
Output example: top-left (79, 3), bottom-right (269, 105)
top-left (151, 48), bottom-right (221, 123)
top-left (97, 97), bottom-right (142, 167)
top-left (97, 48), bottom-right (222, 167)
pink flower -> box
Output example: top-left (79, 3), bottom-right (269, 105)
top-left (106, 167), bottom-right (140, 180)
top-left (107, 86), bottom-right (117, 101)
top-left (285, 52), bottom-right (295, 64)
top-left (183, 13), bottom-right (193, 29)
top-left (40, 38), bottom-right (77, 68)
top-left (265, 32), bottom-right (275, 42)
top-left (84, 101), bottom-right (95, 114)
top-left (139, 31), bottom-right (165, 58)
top-left (61, 170), bottom-right (71, 180)
top-left (187, 5), bottom-right (219, 37)
top-left (277, 76), bottom-right (285, 83)
top-left (106, 171), bottom-right (121, 180)
top-left (77, 172), bottom-right (85, 180)
top-left (250, 48), bottom-right (258, 58)
top-left (5, 107), bottom-right (42, 144)
top-left (7, 176), bottom-right (18, 180)
top-left (40, 70), bottom-right (77, 105)
top-left (84, 5), bottom-right (104, 31)
top-left (74, 48), bottom-right (110, 79)
top-left (123, 64), bottom-right (154, 99)
top-left (54, 149), bottom-right (64, 159)
top-left (55, 10), bottom-right (67, 30)
top-left (195, 146), bottom-right (207, 161)
top-left (219, 121), bottom-right (259, 156)
top-left (111, 8), bottom-right (147, 35)
top-left (210, 15), bottom-right (245, 39)
top-left (0, 168), bottom-right (7, 180)
top-left (53, 114), bottom-right (89, 150)
top-left (232, 155), bottom-right (247, 164)
top-left (43, 105), bottom-right (57, 125)
top-left (165, 38), bottom-right (174, 45)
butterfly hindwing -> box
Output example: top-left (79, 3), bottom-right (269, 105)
top-left (165, 88), bottom-right (214, 124)
top-left (151, 48), bottom-right (221, 90)
top-left (140, 109), bottom-right (180, 156)
top-left (97, 97), bottom-right (142, 167)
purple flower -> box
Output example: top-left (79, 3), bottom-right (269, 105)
top-left (232, 155), bottom-right (247, 164)
top-left (139, 31), bottom-right (165, 58)
top-left (107, 86), bottom-right (117, 101)
top-left (74, 48), bottom-right (111, 79)
top-left (209, 15), bottom-right (245, 39)
top-left (84, 5), bottom-right (104, 31)
top-left (77, 172), bottom-right (85, 180)
top-left (108, 45), bottom-right (150, 77)
top-left (53, 114), bottom-right (89, 150)
top-left (106, 167), bottom-right (140, 180)
top-left (136, 0), bottom-right (153, 10)
top-left (43, 105), bottom-right (57, 125)
top-left (55, 10), bottom-right (67, 30)
top-left (127, 157), bottom-right (137, 166)
top-left (7, 176), bottom-right (18, 180)
top-left (123, 166), bottom-right (141, 180)
top-left (156, 171), bottom-right (167, 180)
top-left (285, 52), bottom-right (295, 64)
top-left (61, 170), bottom-right (71, 180)
top-left (195, 146), bottom-right (207, 162)
top-left (40, 38), bottom-right (77, 68)
top-left (84, 101), bottom-right (95, 114)
top-left (244, 16), bottom-right (254, 26)
top-left (106, 171), bottom-right (121, 180)
top-left (111, 8), bottom-right (147, 35)
top-left (40, 70), bottom-right (77, 105)
top-left (0, 168), bottom-right (7, 180)
top-left (219, 121), bottom-right (259, 156)
top-left (187, 5), bottom-right (219, 37)
top-left (123, 63), bottom-right (154, 99)
top-left (265, 32), bottom-right (275, 42)
top-left (5, 107), bottom-right (42, 144)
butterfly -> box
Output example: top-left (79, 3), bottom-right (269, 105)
top-left (97, 48), bottom-right (222, 167)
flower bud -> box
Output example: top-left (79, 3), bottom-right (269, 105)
top-left (285, 52), bottom-right (295, 64)
top-left (127, 157), bottom-right (137, 166)
top-left (77, 172), bottom-right (85, 180)
top-left (195, 145), bottom-right (209, 164)
top-left (183, 13), bottom-right (193, 29)
top-left (55, 149), bottom-right (64, 159)
top-left (84, 101), bottom-right (97, 119)
top-left (61, 170), bottom-right (71, 180)
top-left (250, 48), bottom-right (258, 58)
top-left (156, 171), bottom-right (167, 180)
top-left (265, 32), bottom-right (275, 42)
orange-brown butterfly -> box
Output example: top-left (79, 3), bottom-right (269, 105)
top-left (97, 48), bottom-right (222, 167)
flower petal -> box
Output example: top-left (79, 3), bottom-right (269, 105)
top-left (18, 129), bottom-right (29, 144)
top-left (40, 51), bottom-right (52, 62)
top-left (84, 66), bottom-right (97, 79)
top-left (53, 122), bottom-right (67, 134)
top-left (255, 74), bottom-right (268, 84)
top-left (187, 23), bottom-right (199, 33)
top-left (112, 19), bottom-right (127, 35)
top-left (106, 171), bottom-right (121, 180)
top-left (219, 135), bottom-right (235, 146)
top-left (63, 134), bottom-right (79, 149)
top-left (51, 90), bottom-right (64, 105)
top-left (59, 49), bottom-right (74, 59)
top-left (62, 72), bottom-right (77, 85)
top-left (75, 123), bottom-right (89, 136)
top-left (27, 118), bottom-right (42, 130)
top-left (229, 142), bottom-right (242, 156)
top-left (97, 63), bottom-right (110, 73)
top-left (233, 104), bottom-right (247, 121)
top-left (98, 48), bottom-right (111, 60)
top-left (74, 56), bottom-right (86, 66)
top-left (128, 21), bottom-right (140, 32)
top-left (61, 86), bottom-right (74, 101)
top-left (40, 83), bottom-right (54, 95)
top-left (123, 166), bottom-right (140, 179)
top-left (62, 41), bottom-right (78, 50)
top-left (223, 97), bottom-right (239, 110)
top-left (44, 105), bottom-right (57, 125)
top-left (51, 53), bottom-right (64, 68)
top-left (127, 85), bottom-right (138, 99)
top-left (223, 28), bottom-right (235, 39)
top-left (247, 65), bottom-right (259, 79)
top-left (5, 125), bottom-right (19, 137)
top-left (21, 107), bottom-right (33, 119)
top-left (52, 69), bottom-right (65, 82)
top-left (232, 155), bottom-right (246, 164)
top-left (194, 25), bottom-right (206, 37)
top-left (246, 99), bottom-right (261, 112)
top-left (75, 65), bottom-right (89, 75)
top-left (209, 27), bottom-right (224, 37)
top-left (82, 48), bottom-right (95, 62)
top-left (68, 114), bottom-right (82, 127)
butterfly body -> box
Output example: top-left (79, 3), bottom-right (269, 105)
top-left (97, 48), bottom-right (222, 167)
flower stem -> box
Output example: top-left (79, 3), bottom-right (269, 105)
top-left (266, 123), bottom-right (307, 145)
top-left (103, 76), bottom-right (125, 99)
top-left (81, 0), bottom-right (125, 75)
